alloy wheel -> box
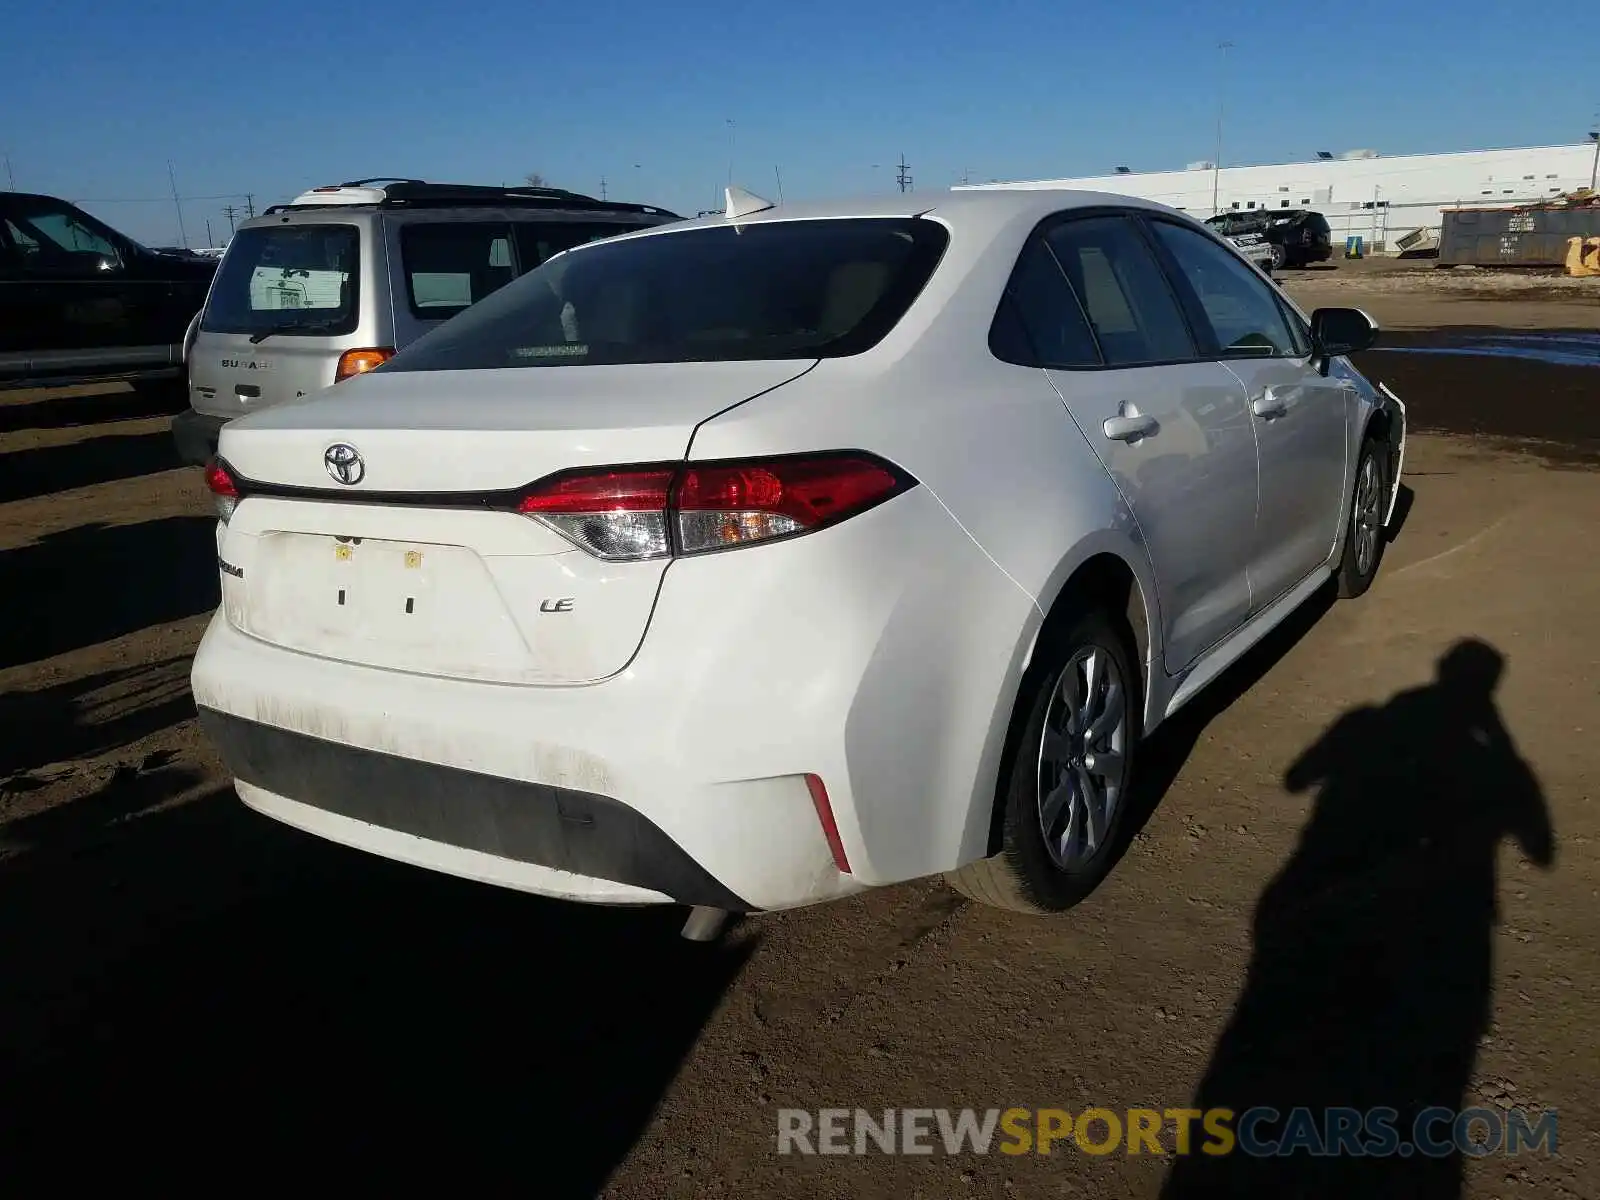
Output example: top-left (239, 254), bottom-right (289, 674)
top-left (1037, 643), bottom-right (1130, 870)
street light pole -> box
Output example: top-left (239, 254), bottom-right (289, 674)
top-left (1213, 41), bottom-right (1233, 218)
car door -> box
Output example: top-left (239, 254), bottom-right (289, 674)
top-left (5, 195), bottom-right (167, 375)
top-left (0, 217), bottom-right (33, 376)
top-left (1005, 211), bottom-right (1260, 673)
top-left (1145, 216), bottom-right (1352, 609)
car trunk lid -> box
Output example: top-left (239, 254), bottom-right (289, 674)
top-left (213, 361), bottom-right (812, 685)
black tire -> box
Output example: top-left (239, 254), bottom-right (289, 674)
top-left (130, 375), bottom-right (189, 410)
top-left (947, 607), bottom-right (1140, 914)
top-left (1269, 243), bottom-right (1287, 271)
top-left (1335, 434), bottom-right (1388, 599)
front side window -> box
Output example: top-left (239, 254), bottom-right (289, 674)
top-left (1044, 216), bottom-right (1196, 367)
top-left (4, 201), bottom-right (121, 274)
top-left (384, 217), bottom-right (949, 372)
top-left (1149, 220), bottom-right (1301, 359)
top-left (200, 223), bottom-right (360, 337)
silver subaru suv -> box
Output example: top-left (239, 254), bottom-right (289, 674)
top-left (171, 178), bottom-right (681, 465)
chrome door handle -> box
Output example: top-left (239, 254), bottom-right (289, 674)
top-left (1104, 413), bottom-right (1158, 442)
top-left (1252, 388), bottom-right (1289, 419)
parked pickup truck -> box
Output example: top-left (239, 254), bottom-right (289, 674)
top-left (0, 191), bottom-right (217, 394)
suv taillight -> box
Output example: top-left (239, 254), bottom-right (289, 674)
top-left (516, 453), bottom-right (914, 562)
top-left (335, 347), bottom-right (395, 382)
top-left (205, 459), bottom-right (239, 523)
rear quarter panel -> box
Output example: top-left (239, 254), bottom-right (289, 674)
top-left (685, 214), bottom-right (1163, 874)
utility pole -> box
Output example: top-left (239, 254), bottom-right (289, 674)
top-left (1212, 41), bottom-right (1233, 217)
top-left (3, 153), bottom-right (13, 190)
top-left (1589, 116), bottom-right (1599, 191)
top-left (206, 217), bottom-right (214, 246)
top-left (599, 175), bottom-right (607, 200)
top-left (774, 164), bottom-right (784, 203)
top-left (222, 204), bottom-right (241, 233)
top-left (896, 154), bottom-right (912, 193)
top-left (245, 193), bottom-right (255, 218)
top-left (167, 160), bottom-right (189, 248)
top-left (726, 119), bottom-right (736, 189)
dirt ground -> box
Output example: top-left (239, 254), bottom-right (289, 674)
top-left (1, 269), bottom-right (1597, 1196)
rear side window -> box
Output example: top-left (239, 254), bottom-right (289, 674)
top-left (200, 224), bottom-right (359, 337)
top-left (400, 220), bottom-right (664, 321)
top-left (401, 222), bottom-right (516, 318)
top-left (383, 217), bottom-right (950, 371)
top-left (1044, 217), bottom-right (1196, 367)
top-left (513, 221), bottom-right (653, 269)
top-left (990, 239), bottom-right (1100, 368)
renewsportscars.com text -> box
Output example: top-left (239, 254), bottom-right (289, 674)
top-left (776, 1106), bottom-right (1558, 1159)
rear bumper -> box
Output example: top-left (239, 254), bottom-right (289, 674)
top-left (198, 708), bottom-right (752, 910)
top-left (190, 485), bottom-right (1040, 912)
top-left (172, 409), bottom-right (228, 466)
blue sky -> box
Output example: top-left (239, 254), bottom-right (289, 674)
top-left (3, 0), bottom-right (1595, 245)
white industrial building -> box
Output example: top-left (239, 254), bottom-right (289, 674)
top-left (960, 141), bottom-right (1600, 253)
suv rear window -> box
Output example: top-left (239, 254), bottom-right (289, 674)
top-left (200, 224), bottom-right (359, 337)
top-left (399, 220), bottom-right (653, 320)
top-left (384, 217), bottom-right (950, 371)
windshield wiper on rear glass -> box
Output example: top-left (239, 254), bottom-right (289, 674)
top-left (248, 318), bottom-right (340, 345)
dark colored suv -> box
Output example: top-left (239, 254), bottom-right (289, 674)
top-left (0, 192), bottom-right (217, 394)
top-left (1204, 209), bottom-right (1333, 269)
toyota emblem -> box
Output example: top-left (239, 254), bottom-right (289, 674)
top-left (324, 443), bottom-right (365, 486)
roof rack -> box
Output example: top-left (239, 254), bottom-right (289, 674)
top-left (263, 179), bottom-right (680, 219)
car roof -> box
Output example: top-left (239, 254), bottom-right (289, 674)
top-left (254, 179), bottom-right (679, 222)
top-left (594, 186), bottom-right (1191, 244)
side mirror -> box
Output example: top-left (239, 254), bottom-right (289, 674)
top-left (1310, 306), bottom-right (1379, 358)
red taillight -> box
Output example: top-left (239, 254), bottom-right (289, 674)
top-left (516, 467), bottom-right (676, 561)
top-left (512, 454), bottom-right (911, 562)
top-left (204, 461), bottom-right (238, 497)
top-left (515, 468), bottom-right (675, 515)
top-left (675, 456), bottom-right (905, 554)
top-left (335, 347), bottom-right (395, 382)
top-left (205, 459), bottom-right (239, 522)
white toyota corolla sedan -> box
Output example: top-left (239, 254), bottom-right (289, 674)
top-left (192, 185), bottom-right (1406, 934)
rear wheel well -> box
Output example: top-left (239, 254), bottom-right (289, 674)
top-left (983, 554), bottom-right (1150, 856)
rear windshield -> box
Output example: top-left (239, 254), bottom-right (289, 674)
top-left (382, 217), bottom-right (950, 371)
top-left (200, 223), bottom-right (359, 337)
top-left (399, 219), bottom-right (658, 320)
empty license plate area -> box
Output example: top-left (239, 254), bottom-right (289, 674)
top-left (247, 531), bottom-right (530, 665)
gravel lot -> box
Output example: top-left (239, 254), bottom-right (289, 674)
top-left (1, 268), bottom-right (1597, 1196)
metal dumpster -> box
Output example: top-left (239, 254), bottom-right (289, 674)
top-left (1439, 204), bottom-right (1600, 267)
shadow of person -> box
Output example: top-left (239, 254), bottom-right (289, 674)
top-left (1160, 639), bottom-right (1554, 1200)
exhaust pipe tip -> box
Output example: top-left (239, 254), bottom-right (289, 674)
top-left (680, 905), bottom-right (730, 942)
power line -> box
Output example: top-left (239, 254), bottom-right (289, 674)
top-left (69, 193), bottom-right (255, 203)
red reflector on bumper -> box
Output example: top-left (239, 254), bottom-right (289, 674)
top-left (805, 773), bottom-right (851, 874)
